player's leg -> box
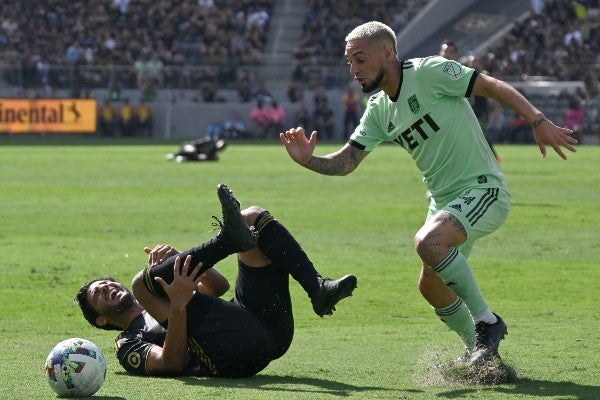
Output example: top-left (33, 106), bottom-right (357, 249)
top-left (416, 188), bottom-right (510, 362)
top-left (239, 204), bottom-right (357, 317)
top-left (132, 184), bottom-right (256, 299)
top-left (419, 264), bottom-right (476, 352)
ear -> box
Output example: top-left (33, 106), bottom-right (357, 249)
top-left (95, 315), bottom-right (108, 327)
top-left (384, 44), bottom-right (395, 62)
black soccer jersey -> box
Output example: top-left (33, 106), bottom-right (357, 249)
top-left (115, 261), bottom-right (294, 378)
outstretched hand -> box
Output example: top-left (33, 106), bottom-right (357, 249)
top-left (279, 127), bottom-right (317, 165)
top-left (533, 119), bottom-right (578, 160)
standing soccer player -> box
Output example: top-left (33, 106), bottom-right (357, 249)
top-left (280, 21), bottom-right (577, 363)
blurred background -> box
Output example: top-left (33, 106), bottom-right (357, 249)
top-left (0, 0), bottom-right (598, 142)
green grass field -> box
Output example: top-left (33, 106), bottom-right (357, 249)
top-left (1, 139), bottom-right (599, 399)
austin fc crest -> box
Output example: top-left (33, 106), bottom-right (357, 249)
top-left (408, 95), bottom-right (420, 114)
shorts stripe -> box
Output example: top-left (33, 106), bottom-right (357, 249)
top-left (465, 188), bottom-right (499, 226)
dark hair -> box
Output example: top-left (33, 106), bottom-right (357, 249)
top-left (441, 40), bottom-right (457, 49)
top-left (74, 276), bottom-right (121, 331)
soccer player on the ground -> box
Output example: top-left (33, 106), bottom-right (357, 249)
top-left (280, 21), bottom-right (577, 364)
top-left (75, 184), bottom-right (357, 377)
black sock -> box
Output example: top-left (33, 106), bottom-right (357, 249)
top-left (155, 231), bottom-right (236, 283)
top-left (254, 211), bottom-right (321, 297)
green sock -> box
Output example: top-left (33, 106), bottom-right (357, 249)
top-left (434, 248), bottom-right (489, 317)
top-left (435, 297), bottom-right (475, 349)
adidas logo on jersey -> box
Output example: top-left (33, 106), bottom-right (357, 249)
top-left (449, 204), bottom-right (462, 212)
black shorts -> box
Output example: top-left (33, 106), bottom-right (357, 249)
top-left (148, 259), bottom-right (294, 378)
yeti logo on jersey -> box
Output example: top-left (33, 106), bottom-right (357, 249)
top-left (477, 175), bottom-right (488, 184)
top-left (443, 61), bottom-right (462, 78)
top-left (407, 95), bottom-right (420, 114)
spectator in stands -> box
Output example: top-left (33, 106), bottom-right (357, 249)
top-left (486, 100), bottom-right (507, 145)
top-left (313, 87), bottom-right (328, 110)
top-left (99, 99), bottom-right (117, 137)
top-left (250, 99), bottom-right (271, 138)
top-left (223, 111), bottom-right (249, 139)
top-left (135, 100), bottom-right (153, 137)
top-left (508, 113), bottom-right (533, 144)
top-left (294, 101), bottom-right (312, 133)
top-left (119, 98), bottom-right (135, 137)
top-left (267, 100), bottom-right (286, 138)
top-left (313, 98), bottom-right (335, 141)
top-left (438, 40), bottom-right (458, 61)
top-left (206, 117), bottom-right (224, 140)
top-left (287, 81), bottom-right (304, 103)
top-left (342, 87), bottom-right (360, 139)
top-left (563, 95), bottom-right (587, 142)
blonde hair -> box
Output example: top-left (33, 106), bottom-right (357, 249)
top-left (345, 21), bottom-right (397, 54)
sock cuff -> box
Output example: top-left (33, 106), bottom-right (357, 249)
top-left (254, 210), bottom-right (275, 233)
top-left (433, 247), bottom-right (459, 274)
top-left (435, 297), bottom-right (465, 317)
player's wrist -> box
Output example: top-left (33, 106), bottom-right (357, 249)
top-left (530, 114), bottom-right (546, 128)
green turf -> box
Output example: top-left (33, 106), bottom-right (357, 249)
top-left (1, 140), bottom-right (599, 399)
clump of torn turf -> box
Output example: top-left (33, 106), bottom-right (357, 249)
top-left (416, 349), bottom-right (518, 386)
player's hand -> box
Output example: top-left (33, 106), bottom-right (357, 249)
top-left (155, 255), bottom-right (202, 309)
top-left (532, 118), bottom-right (578, 160)
top-left (279, 127), bottom-right (317, 165)
top-left (144, 244), bottom-right (179, 267)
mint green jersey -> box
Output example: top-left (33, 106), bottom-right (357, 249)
top-left (349, 56), bottom-right (508, 205)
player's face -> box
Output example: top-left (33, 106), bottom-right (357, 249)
top-left (87, 279), bottom-right (135, 316)
top-left (345, 39), bottom-right (386, 93)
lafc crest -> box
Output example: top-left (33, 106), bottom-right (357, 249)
top-left (407, 94), bottom-right (420, 114)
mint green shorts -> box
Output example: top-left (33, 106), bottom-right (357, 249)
top-left (426, 187), bottom-right (510, 258)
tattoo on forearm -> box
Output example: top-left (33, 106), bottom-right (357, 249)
top-left (305, 146), bottom-right (367, 176)
top-left (306, 156), bottom-right (346, 175)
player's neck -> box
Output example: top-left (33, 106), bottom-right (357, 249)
top-left (116, 303), bottom-right (145, 329)
top-left (382, 59), bottom-right (403, 99)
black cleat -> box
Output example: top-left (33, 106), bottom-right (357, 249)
top-left (469, 313), bottom-right (508, 364)
top-left (214, 184), bottom-right (257, 252)
top-left (311, 274), bottom-right (357, 317)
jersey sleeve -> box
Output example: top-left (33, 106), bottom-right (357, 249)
top-left (419, 56), bottom-right (476, 99)
top-left (348, 92), bottom-right (389, 152)
top-left (115, 333), bottom-right (156, 376)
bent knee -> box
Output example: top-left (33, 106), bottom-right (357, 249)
top-left (241, 205), bottom-right (265, 226)
top-left (131, 270), bottom-right (146, 298)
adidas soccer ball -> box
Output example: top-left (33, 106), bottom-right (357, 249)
top-left (45, 338), bottom-right (106, 397)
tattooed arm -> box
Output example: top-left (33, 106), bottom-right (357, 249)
top-left (280, 127), bottom-right (369, 176)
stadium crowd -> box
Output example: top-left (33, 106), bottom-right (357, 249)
top-left (0, 0), bottom-right (598, 140)
top-left (0, 0), bottom-right (273, 96)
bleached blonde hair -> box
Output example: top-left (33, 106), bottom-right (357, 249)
top-left (345, 21), bottom-right (397, 54)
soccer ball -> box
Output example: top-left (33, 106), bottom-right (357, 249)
top-left (45, 338), bottom-right (106, 397)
